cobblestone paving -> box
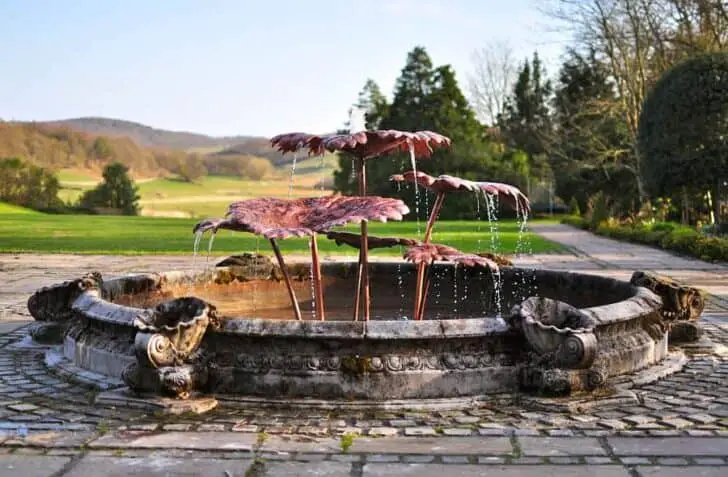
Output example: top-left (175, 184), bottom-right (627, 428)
top-left (2, 225), bottom-right (728, 475)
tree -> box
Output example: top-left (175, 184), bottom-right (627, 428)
top-left (541, 0), bottom-right (728, 203)
top-left (334, 46), bottom-right (502, 219)
top-left (334, 79), bottom-right (390, 194)
top-left (549, 48), bottom-right (636, 212)
top-left (91, 137), bottom-right (113, 159)
top-left (242, 157), bottom-right (274, 180)
top-left (0, 157), bottom-right (64, 211)
top-left (467, 41), bottom-right (518, 126)
top-left (354, 79), bottom-right (389, 130)
top-left (176, 153), bottom-right (207, 183)
top-left (79, 162), bottom-right (140, 215)
top-left (638, 52), bottom-right (728, 226)
top-left (498, 52), bottom-right (554, 188)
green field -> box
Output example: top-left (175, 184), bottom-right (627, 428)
top-left (0, 210), bottom-right (563, 256)
top-left (57, 155), bottom-right (339, 218)
top-left (0, 202), bottom-right (43, 215)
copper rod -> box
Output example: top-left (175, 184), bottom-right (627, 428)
top-left (310, 233), bottom-right (325, 321)
top-left (414, 192), bottom-right (446, 320)
top-left (269, 238), bottom-right (303, 321)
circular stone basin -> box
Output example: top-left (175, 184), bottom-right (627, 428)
top-left (41, 261), bottom-right (665, 406)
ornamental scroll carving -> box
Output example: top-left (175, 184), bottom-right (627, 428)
top-left (121, 297), bottom-right (219, 399)
top-left (27, 272), bottom-right (103, 344)
top-left (508, 296), bottom-right (603, 395)
top-left (630, 270), bottom-right (705, 343)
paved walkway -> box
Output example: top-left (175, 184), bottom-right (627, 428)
top-left (1, 224), bottom-right (728, 475)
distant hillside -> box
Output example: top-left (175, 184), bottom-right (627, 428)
top-left (0, 121), bottom-right (191, 177)
top-left (214, 137), bottom-right (290, 165)
top-left (37, 117), bottom-right (257, 151)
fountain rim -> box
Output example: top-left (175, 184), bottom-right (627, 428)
top-left (71, 263), bottom-right (662, 341)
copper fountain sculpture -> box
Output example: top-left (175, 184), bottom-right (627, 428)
top-left (390, 171), bottom-right (530, 320)
top-left (193, 129), bottom-right (530, 322)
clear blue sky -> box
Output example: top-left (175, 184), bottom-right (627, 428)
top-left (0, 0), bottom-right (569, 137)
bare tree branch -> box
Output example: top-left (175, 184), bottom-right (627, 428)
top-left (466, 41), bottom-right (518, 126)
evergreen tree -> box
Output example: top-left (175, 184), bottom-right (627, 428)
top-left (79, 162), bottom-right (140, 215)
top-left (367, 47), bottom-right (500, 220)
top-left (498, 52), bottom-right (553, 182)
top-left (333, 79), bottom-right (391, 195)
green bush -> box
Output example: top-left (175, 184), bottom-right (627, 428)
top-left (560, 215), bottom-right (588, 229)
top-left (568, 197), bottom-right (581, 216)
top-left (567, 218), bottom-right (728, 263)
top-left (588, 192), bottom-right (609, 231)
top-left (638, 53), bottom-right (728, 209)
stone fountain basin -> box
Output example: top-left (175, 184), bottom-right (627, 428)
top-left (54, 261), bottom-right (663, 403)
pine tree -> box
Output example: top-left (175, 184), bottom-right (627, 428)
top-left (498, 52), bottom-right (553, 182)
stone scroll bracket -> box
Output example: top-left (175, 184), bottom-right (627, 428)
top-left (26, 272), bottom-right (104, 345)
top-left (509, 296), bottom-right (604, 396)
top-left (121, 297), bottom-right (220, 406)
top-left (630, 270), bottom-right (706, 344)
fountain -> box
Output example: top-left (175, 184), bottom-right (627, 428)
top-left (22, 127), bottom-right (708, 413)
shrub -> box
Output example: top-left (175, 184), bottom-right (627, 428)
top-left (560, 215), bottom-right (588, 229)
top-left (587, 192), bottom-right (609, 231)
top-left (576, 219), bottom-right (728, 263)
top-left (568, 197), bottom-right (581, 216)
top-left (638, 52), bottom-right (728, 224)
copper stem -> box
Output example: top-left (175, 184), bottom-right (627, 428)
top-left (310, 233), bottom-right (325, 321)
top-left (353, 247), bottom-right (362, 322)
top-left (414, 192), bottom-right (446, 320)
top-left (355, 158), bottom-right (371, 321)
top-left (269, 238), bottom-right (302, 321)
top-left (417, 263), bottom-right (434, 320)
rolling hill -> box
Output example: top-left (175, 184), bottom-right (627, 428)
top-left (38, 117), bottom-right (257, 151)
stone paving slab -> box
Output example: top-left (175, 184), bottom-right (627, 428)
top-left (636, 467), bottom-right (728, 477)
top-left (0, 455), bottom-right (71, 477)
top-left (518, 436), bottom-right (606, 456)
top-left (63, 455), bottom-right (253, 477)
top-left (362, 464), bottom-right (631, 476)
top-left (258, 435), bottom-right (344, 454)
top-left (89, 431), bottom-right (258, 451)
top-left (609, 437), bottom-right (728, 456)
top-left (349, 436), bottom-right (513, 455)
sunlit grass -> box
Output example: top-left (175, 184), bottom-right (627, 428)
top-left (0, 212), bottom-right (564, 256)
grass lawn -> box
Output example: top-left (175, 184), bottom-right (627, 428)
top-left (56, 156), bottom-right (339, 218)
top-left (0, 202), bottom-right (43, 215)
top-left (0, 211), bottom-right (564, 256)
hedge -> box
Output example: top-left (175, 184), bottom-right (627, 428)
top-left (560, 216), bottom-right (728, 263)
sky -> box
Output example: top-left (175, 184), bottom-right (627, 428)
top-left (0, 0), bottom-right (571, 138)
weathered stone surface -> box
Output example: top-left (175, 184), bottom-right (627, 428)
top-left (0, 455), bottom-right (71, 477)
top-left (252, 461), bottom-right (352, 476)
top-left (518, 437), bottom-right (606, 456)
top-left (88, 431), bottom-right (257, 451)
top-left (351, 437), bottom-right (512, 455)
top-left (35, 257), bottom-right (669, 404)
top-left (64, 456), bottom-right (252, 477)
top-left (609, 437), bottom-right (728, 456)
top-left (4, 431), bottom-right (95, 448)
top-left (363, 464), bottom-right (631, 476)
top-left (258, 436), bottom-right (342, 453)
top-left (636, 468), bottom-right (728, 477)
top-left (95, 389), bottom-right (218, 415)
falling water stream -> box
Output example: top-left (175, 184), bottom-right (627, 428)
top-left (288, 153), bottom-right (298, 199)
top-left (484, 192), bottom-right (504, 318)
top-left (407, 144), bottom-right (422, 235)
top-left (205, 233), bottom-right (216, 269)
